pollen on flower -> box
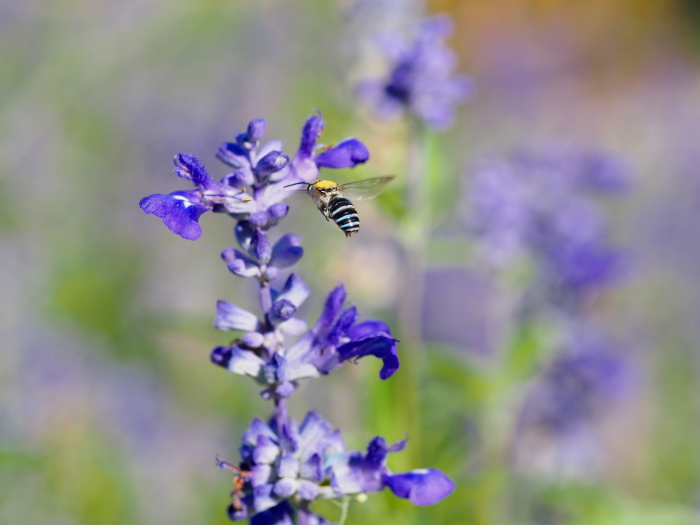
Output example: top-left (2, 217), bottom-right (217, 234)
top-left (314, 180), bottom-right (337, 189)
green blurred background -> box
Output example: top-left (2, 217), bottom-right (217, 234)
top-left (2, 0), bottom-right (700, 524)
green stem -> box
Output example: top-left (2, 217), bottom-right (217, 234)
top-left (337, 496), bottom-right (351, 525)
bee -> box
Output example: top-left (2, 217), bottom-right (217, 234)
top-left (284, 176), bottom-right (394, 237)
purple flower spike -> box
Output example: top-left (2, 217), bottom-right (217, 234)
top-left (220, 408), bottom-right (453, 522)
top-left (141, 116), bottom-right (451, 522)
top-left (383, 468), bottom-right (456, 506)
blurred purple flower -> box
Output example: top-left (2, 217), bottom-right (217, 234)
top-left (466, 146), bottom-right (631, 311)
top-left (517, 326), bottom-right (632, 435)
top-left (217, 402), bottom-right (454, 522)
top-left (509, 325), bottom-right (634, 478)
top-left (357, 14), bottom-right (473, 130)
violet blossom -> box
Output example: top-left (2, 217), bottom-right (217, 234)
top-left (466, 146), bottom-right (631, 312)
top-left (357, 14), bottom-right (473, 130)
top-left (217, 403), bottom-right (455, 523)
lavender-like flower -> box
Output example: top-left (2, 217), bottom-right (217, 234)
top-left (510, 325), bottom-right (633, 478)
top-left (357, 14), bottom-right (474, 130)
top-left (217, 403), bottom-right (454, 523)
top-left (466, 146), bottom-right (631, 312)
top-left (140, 114), bottom-right (454, 523)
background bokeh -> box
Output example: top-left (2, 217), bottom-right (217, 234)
top-left (2, 0), bottom-right (700, 524)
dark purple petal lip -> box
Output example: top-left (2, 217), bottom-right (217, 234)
top-left (139, 192), bottom-right (209, 240)
top-left (338, 335), bottom-right (400, 380)
top-left (314, 138), bottom-right (370, 169)
top-left (383, 468), bottom-right (456, 506)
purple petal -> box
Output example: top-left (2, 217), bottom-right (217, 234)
top-left (215, 300), bottom-right (260, 331)
top-left (337, 335), bottom-right (400, 380)
top-left (252, 483), bottom-right (279, 513)
top-left (315, 138), bottom-right (370, 169)
top-left (328, 307), bottom-right (359, 346)
top-left (312, 285), bottom-right (347, 335)
top-left (222, 346), bottom-right (265, 377)
top-left (250, 464), bottom-right (274, 487)
top-left (255, 151), bottom-right (290, 179)
top-left (262, 266), bottom-right (280, 283)
top-left (254, 435), bottom-right (281, 465)
top-left (273, 478), bottom-right (298, 498)
top-left (276, 318), bottom-right (308, 337)
top-left (242, 418), bottom-right (277, 447)
top-left (267, 203), bottom-right (289, 222)
top-left (251, 501), bottom-right (294, 525)
top-left (258, 140), bottom-right (284, 159)
top-left (217, 142), bottom-right (249, 168)
top-left (297, 114), bottom-right (324, 160)
top-left (241, 332), bottom-right (265, 348)
top-left (249, 211), bottom-right (269, 228)
top-left (247, 118), bottom-right (267, 142)
top-left (297, 480), bottom-right (321, 501)
top-left (277, 454), bottom-right (300, 479)
top-left (251, 229), bottom-right (272, 263)
top-left (270, 234), bottom-right (304, 269)
top-left (298, 411), bottom-right (338, 459)
top-left (235, 221), bottom-right (256, 252)
top-left (271, 299), bottom-right (297, 323)
top-left (274, 381), bottom-right (297, 398)
top-left (364, 437), bottom-right (389, 468)
top-left (347, 319), bottom-right (393, 340)
top-left (139, 192), bottom-right (209, 241)
top-left (273, 273), bottom-right (310, 308)
top-left (383, 468), bottom-right (456, 506)
top-left (330, 451), bottom-right (385, 495)
top-left (223, 167), bottom-right (255, 187)
top-left (299, 454), bottom-right (324, 483)
top-left (173, 153), bottom-right (214, 188)
top-left (221, 247), bottom-right (260, 277)
top-left (211, 345), bottom-right (259, 375)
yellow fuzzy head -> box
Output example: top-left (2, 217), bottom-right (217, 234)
top-left (313, 180), bottom-right (337, 189)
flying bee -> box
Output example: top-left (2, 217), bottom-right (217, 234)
top-left (284, 176), bottom-right (394, 237)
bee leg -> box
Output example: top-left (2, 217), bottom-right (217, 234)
top-left (321, 206), bottom-right (330, 221)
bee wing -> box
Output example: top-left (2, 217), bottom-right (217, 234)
top-left (338, 176), bottom-right (395, 201)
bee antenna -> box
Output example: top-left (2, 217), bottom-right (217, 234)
top-left (283, 181), bottom-right (308, 188)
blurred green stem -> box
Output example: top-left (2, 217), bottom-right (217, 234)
top-left (393, 119), bottom-right (430, 473)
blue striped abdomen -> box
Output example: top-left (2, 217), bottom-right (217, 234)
top-left (329, 197), bottom-right (360, 237)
